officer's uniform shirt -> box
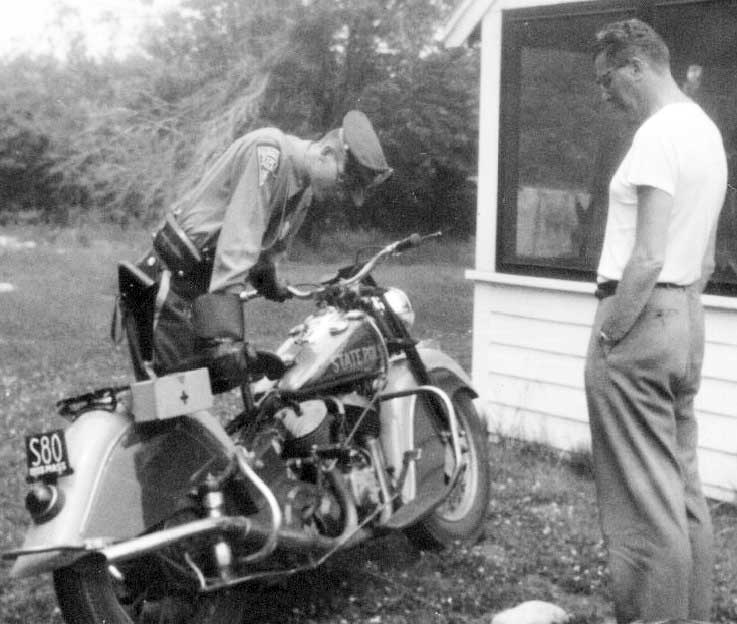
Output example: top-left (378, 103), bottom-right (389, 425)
top-left (172, 129), bottom-right (313, 293)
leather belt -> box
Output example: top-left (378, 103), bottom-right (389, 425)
top-left (594, 280), bottom-right (685, 300)
top-left (153, 213), bottom-right (202, 273)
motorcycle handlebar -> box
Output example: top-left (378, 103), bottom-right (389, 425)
top-left (237, 285), bottom-right (315, 301)
top-left (393, 233), bottom-right (422, 253)
top-left (239, 231), bottom-right (442, 302)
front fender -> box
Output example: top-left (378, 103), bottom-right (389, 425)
top-left (380, 345), bottom-right (475, 503)
top-left (11, 408), bottom-right (234, 578)
top-left (417, 343), bottom-right (476, 398)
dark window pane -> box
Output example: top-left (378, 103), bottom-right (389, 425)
top-left (514, 45), bottom-right (633, 268)
top-left (498, 6), bottom-right (635, 279)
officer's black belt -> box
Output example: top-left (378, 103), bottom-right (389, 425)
top-left (594, 280), bottom-right (686, 300)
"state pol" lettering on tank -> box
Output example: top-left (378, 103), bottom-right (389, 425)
top-left (330, 345), bottom-right (379, 375)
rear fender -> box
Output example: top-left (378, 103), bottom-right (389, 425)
top-left (380, 346), bottom-right (476, 503)
top-left (11, 408), bottom-right (234, 578)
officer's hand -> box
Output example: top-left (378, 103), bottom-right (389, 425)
top-left (267, 279), bottom-right (292, 302)
top-left (249, 260), bottom-right (292, 302)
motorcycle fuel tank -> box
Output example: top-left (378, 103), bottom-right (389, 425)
top-left (276, 307), bottom-right (388, 394)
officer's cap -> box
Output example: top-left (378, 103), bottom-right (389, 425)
top-left (341, 110), bottom-right (392, 206)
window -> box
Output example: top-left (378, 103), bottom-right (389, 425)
top-left (497, 0), bottom-right (737, 295)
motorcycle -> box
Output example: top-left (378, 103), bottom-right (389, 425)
top-left (4, 232), bottom-right (490, 624)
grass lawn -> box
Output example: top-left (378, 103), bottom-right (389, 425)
top-left (1, 226), bottom-right (737, 623)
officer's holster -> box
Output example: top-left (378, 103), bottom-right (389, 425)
top-left (152, 214), bottom-right (215, 297)
top-left (153, 214), bottom-right (202, 277)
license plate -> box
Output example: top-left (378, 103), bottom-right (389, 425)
top-left (25, 429), bottom-right (73, 480)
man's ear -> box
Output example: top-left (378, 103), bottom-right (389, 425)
top-left (322, 144), bottom-right (348, 173)
top-left (319, 144), bottom-right (340, 165)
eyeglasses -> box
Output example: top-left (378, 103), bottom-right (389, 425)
top-left (595, 63), bottom-right (627, 89)
top-left (595, 59), bottom-right (632, 89)
top-left (595, 67), bottom-right (617, 89)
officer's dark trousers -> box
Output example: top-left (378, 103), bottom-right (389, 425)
top-left (584, 285), bottom-right (713, 623)
top-left (125, 269), bottom-right (198, 380)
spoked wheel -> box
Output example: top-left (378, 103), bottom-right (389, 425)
top-left (54, 552), bottom-right (249, 624)
top-left (405, 390), bottom-right (490, 549)
top-left (53, 512), bottom-right (249, 624)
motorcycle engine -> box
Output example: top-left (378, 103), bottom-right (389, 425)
top-left (275, 393), bottom-right (380, 453)
top-left (275, 399), bottom-right (332, 456)
top-left (243, 421), bottom-right (343, 534)
top-left (243, 392), bottom-right (384, 536)
top-left (273, 394), bottom-right (383, 517)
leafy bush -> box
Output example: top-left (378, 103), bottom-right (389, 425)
top-left (0, 0), bottom-right (479, 238)
top-left (0, 108), bottom-right (58, 216)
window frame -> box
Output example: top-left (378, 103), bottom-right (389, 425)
top-left (495, 0), bottom-right (736, 294)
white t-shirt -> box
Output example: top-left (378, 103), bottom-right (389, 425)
top-left (597, 101), bottom-right (727, 285)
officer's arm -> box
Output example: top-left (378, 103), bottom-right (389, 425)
top-left (599, 185), bottom-right (670, 344)
top-left (208, 142), bottom-right (278, 293)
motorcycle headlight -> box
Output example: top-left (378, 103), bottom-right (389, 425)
top-left (384, 287), bottom-right (415, 329)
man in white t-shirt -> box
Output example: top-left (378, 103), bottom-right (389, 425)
top-left (584, 18), bottom-right (727, 623)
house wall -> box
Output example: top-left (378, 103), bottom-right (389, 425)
top-left (465, 0), bottom-right (737, 503)
top-left (470, 273), bottom-right (737, 502)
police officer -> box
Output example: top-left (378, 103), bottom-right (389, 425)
top-left (123, 111), bottom-right (391, 380)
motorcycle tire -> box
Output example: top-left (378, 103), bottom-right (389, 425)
top-left (53, 553), bottom-right (249, 624)
top-left (404, 390), bottom-right (490, 550)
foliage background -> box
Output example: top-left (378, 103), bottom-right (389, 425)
top-left (0, 0), bottom-right (479, 240)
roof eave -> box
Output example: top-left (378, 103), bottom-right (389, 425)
top-left (438, 0), bottom-right (496, 47)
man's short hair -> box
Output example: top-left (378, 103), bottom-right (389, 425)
top-left (594, 18), bottom-right (670, 70)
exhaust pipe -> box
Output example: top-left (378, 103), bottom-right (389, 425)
top-left (233, 446), bottom-right (282, 563)
top-left (101, 507), bottom-right (367, 566)
top-left (102, 516), bottom-right (251, 563)
top-left (102, 453), bottom-right (366, 566)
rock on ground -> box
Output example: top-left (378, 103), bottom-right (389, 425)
top-left (491, 600), bottom-right (569, 624)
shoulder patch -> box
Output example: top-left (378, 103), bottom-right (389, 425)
top-left (257, 145), bottom-right (280, 186)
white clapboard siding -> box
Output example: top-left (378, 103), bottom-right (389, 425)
top-left (472, 279), bottom-right (737, 503)
top-left (699, 449), bottom-right (737, 501)
top-left (485, 404), bottom-right (592, 450)
top-left (702, 342), bottom-right (737, 382)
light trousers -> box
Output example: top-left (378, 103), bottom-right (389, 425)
top-left (584, 286), bottom-right (713, 623)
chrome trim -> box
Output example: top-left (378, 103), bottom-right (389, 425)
top-left (364, 437), bottom-right (394, 525)
top-left (233, 446), bottom-right (282, 563)
top-left (196, 468), bottom-right (368, 593)
top-left (378, 385), bottom-right (463, 485)
top-left (102, 516), bottom-right (251, 563)
top-left (2, 544), bottom-right (90, 560)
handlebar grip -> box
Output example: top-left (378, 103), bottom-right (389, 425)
top-left (286, 284), bottom-right (316, 299)
top-left (239, 285), bottom-right (320, 300)
top-left (239, 289), bottom-right (260, 301)
top-left (394, 233), bottom-right (422, 252)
